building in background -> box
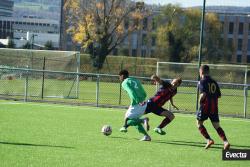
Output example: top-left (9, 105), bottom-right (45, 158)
top-left (0, 16), bottom-right (60, 48)
top-left (0, 0), bottom-right (14, 17)
top-left (61, 1), bottom-right (159, 57)
top-left (207, 7), bottom-right (250, 64)
top-left (0, 0), bottom-right (60, 48)
top-left (219, 13), bottom-right (250, 64)
top-left (2, 1), bottom-right (250, 64)
top-left (115, 8), bottom-right (159, 58)
top-left (0, 0), bottom-right (14, 39)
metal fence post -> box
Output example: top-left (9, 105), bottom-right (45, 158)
top-left (24, 68), bottom-right (29, 102)
top-left (76, 52), bottom-right (80, 99)
top-left (196, 0), bottom-right (206, 112)
top-left (244, 67), bottom-right (248, 118)
top-left (96, 74), bottom-right (100, 107)
top-left (41, 57), bottom-right (46, 99)
top-left (244, 86), bottom-right (248, 118)
top-left (119, 82), bottom-right (122, 105)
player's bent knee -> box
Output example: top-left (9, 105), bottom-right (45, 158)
top-left (212, 122), bottom-right (220, 129)
top-left (197, 121), bottom-right (203, 128)
top-left (169, 114), bottom-right (175, 121)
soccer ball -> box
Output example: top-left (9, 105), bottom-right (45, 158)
top-left (101, 125), bottom-right (112, 136)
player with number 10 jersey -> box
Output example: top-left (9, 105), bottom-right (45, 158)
top-left (197, 75), bottom-right (221, 121)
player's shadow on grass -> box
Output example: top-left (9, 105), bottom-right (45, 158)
top-left (174, 140), bottom-right (250, 149)
top-left (109, 136), bottom-right (148, 141)
top-left (153, 140), bottom-right (222, 150)
top-left (109, 137), bottom-right (250, 149)
top-left (109, 136), bottom-right (138, 140)
top-left (0, 141), bottom-right (74, 149)
top-left (154, 140), bottom-right (250, 149)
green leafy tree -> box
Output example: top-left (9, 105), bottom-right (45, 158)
top-left (155, 5), bottom-right (232, 63)
top-left (44, 40), bottom-right (54, 50)
top-left (155, 4), bottom-right (185, 62)
top-left (64, 0), bottom-right (147, 69)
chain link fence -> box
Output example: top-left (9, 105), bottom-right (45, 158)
top-left (0, 66), bottom-right (249, 118)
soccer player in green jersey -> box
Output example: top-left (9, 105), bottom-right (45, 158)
top-left (119, 70), bottom-right (151, 141)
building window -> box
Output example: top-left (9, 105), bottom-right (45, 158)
top-left (142, 34), bottom-right (147, 45)
top-left (152, 17), bottom-right (157, 30)
top-left (238, 22), bottom-right (243, 35)
top-left (124, 36), bottom-right (128, 45)
top-left (132, 49), bottom-right (137, 57)
top-left (220, 21), bottom-right (224, 32)
top-left (141, 49), bottom-right (146, 57)
top-left (6, 21), bottom-right (10, 29)
top-left (247, 39), bottom-right (250, 51)
top-left (237, 55), bottom-right (242, 63)
top-left (132, 33), bottom-right (137, 48)
top-left (247, 55), bottom-right (250, 63)
top-left (124, 19), bottom-right (129, 30)
top-left (113, 48), bottom-right (118, 55)
top-left (151, 36), bottom-right (156, 46)
top-left (238, 39), bottom-right (242, 51)
top-left (249, 23), bottom-right (250, 35)
top-left (229, 22), bottom-right (234, 34)
top-left (143, 18), bottom-right (147, 30)
top-left (151, 50), bottom-right (154, 57)
top-left (3, 21), bottom-right (6, 29)
top-left (228, 38), bottom-right (233, 48)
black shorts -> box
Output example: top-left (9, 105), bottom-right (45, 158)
top-left (196, 108), bottom-right (220, 122)
top-left (145, 100), bottom-right (166, 116)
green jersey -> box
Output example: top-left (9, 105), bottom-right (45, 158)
top-left (122, 77), bottom-right (147, 106)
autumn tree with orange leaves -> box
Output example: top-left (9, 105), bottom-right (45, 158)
top-left (64, 0), bottom-right (147, 69)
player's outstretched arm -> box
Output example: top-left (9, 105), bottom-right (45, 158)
top-left (170, 97), bottom-right (179, 110)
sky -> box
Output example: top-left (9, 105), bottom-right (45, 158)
top-left (143, 0), bottom-right (250, 7)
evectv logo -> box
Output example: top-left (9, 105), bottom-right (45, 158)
top-left (223, 149), bottom-right (250, 160)
top-left (226, 152), bottom-right (247, 158)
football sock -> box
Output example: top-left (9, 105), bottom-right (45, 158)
top-left (127, 118), bottom-right (148, 136)
top-left (123, 118), bottom-right (129, 128)
top-left (127, 118), bottom-right (143, 126)
top-left (198, 125), bottom-right (211, 140)
top-left (136, 124), bottom-right (148, 136)
top-left (216, 127), bottom-right (228, 141)
top-left (158, 117), bottom-right (171, 129)
top-left (123, 124), bottom-right (129, 129)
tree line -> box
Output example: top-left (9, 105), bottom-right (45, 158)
top-left (64, 1), bottom-right (233, 69)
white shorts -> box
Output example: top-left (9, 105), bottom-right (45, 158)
top-left (125, 103), bottom-right (147, 119)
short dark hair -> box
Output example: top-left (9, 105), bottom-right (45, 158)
top-left (176, 77), bottom-right (182, 85)
top-left (119, 70), bottom-right (129, 78)
top-left (200, 65), bottom-right (210, 74)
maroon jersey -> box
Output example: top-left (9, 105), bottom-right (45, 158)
top-left (198, 76), bottom-right (221, 114)
top-left (150, 80), bottom-right (177, 107)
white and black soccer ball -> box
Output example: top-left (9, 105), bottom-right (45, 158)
top-left (101, 125), bottom-right (112, 136)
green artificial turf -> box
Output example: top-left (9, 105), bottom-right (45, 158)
top-left (0, 100), bottom-right (249, 167)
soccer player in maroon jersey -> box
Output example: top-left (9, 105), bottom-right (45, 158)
top-left (197, 65), bottom-right (230, 150)
top-left (144, 75), bottom-right (182, 135)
